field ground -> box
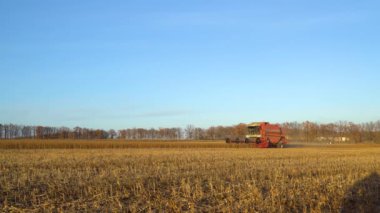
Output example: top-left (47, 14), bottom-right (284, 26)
top-left (1, 140), bottom-right (380, 212)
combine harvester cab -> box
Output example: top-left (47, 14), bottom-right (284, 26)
top-left (226, 122), bottom-right (287, 148)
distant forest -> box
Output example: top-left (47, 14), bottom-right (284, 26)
top-left (1, 121), bottom-right (380, 143)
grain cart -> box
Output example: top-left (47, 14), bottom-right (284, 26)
top-left (226, 122), bottom-right (287, 148)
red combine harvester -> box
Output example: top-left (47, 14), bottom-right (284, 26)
top-left (226, 122), bottom-right (287, 148)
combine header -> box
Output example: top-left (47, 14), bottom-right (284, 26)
top-left (226, 122), bottom-right (287, 148)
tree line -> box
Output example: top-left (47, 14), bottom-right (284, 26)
top-left (282, 121), bottom-right (380, 143)
top-left (1, 121), bottom-right (380, 143)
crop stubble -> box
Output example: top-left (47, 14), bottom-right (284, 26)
top-left (0, 140), bottom-right (379, 212)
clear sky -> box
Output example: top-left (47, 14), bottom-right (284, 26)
top-left (1, 0), bottom-right (379, 129)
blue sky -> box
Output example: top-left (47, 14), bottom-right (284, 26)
top-left (1, 0), bottom-right (379, 129)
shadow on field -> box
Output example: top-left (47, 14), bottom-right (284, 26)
top-left (341, 172), bottom-right (380, 213)
top-left (284, 143), bottom-right (307, 148)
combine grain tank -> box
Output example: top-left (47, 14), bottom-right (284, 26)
top-left (226, 122), bottom-right (287, 148)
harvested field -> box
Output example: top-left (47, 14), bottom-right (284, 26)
top-left (0, 140), bottom-right (379, 212)
top-left (0, 139), bottom-right (251, 149)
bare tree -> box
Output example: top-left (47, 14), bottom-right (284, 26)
top-left (185, 125), bottom-right (195, 139)
top-left (108, 129), bottom-right (117, 139)
top-left (347, 122), bottom-right (362, 143)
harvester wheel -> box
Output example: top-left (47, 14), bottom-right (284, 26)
top-left (267, 139), bottom-right (272, 148)
top-left (277, 141), bottom-right (284, 148)
top-left (256, 138), bottom-right (260, 144)
top-left (226, 138), bottom-right (231, 143)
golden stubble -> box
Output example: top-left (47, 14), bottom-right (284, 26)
top-left (0, 141), bottom-right (379, 212)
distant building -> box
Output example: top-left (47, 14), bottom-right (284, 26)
top-left (316, 136), bottom-right (350, 143)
